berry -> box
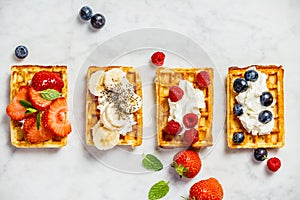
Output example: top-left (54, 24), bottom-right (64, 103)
top-left (233, 104), bottom-right (243, 116)
top-left (151, 51), bottom-right (165, 66)
top-left (183, 128), bottom-right (199, 145)
top-left (254, 148), bottom-right (268, 161)
top-left (260, 92), bottom-right (273, 107)
top-left (189, 177), bottom-right (224, 200)
top-left (90, 13), bottom-right (106, 29)
top-left (79, 6), bottom-right (93, 21)
top-left (42, 97), bottom-right (72, 137)
top-left (28, 87), bottom-right (52, 110)
top-left (267, 157), bottom-right (281, 172)
top-left (183, 113), bottom-right (198, 128)
top-left (244, 69), bottom-right (258, 82)
top-left (258, 110), bottom-right (273, 124)
top-left (233, 78), bottom-right (248, 93)
top-left (196, 71), bottom-right (210, 88)
top-left (232, 132), bottom-right (245, 144)
top-left (15, 45), bottom-right (28, 59)
top-left (173, 150), bottom-right (201, 178)
top-left (165, 120), bottom-right (181, 135)
top-left (169, 86), bottom-right (184, 102)
top-left (31, 71), bottom-right (64, 92)
top-left (23, 117), bottom-right (53, 143)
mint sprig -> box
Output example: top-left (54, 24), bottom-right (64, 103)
top-left (148, 180), bottom-right (169, 200)
top-left (19, 100), bottom-right (38, 114)
top-left (39, 89), bottom-right (61, 100)
top-left (142, 154), bottom-right (163, 171)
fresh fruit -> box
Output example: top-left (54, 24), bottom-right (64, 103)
top-left (173, 150), bottom-right (201, 178)
top-left (23, 116), bottom-right (53, 143)
top-left (165, 120), bottom-right (181, 135)
top-left (189, 177), bottom-right (224, 200)
top-left (254, 148), bottom-right (268, 161)
top-left (244, 69), bottom-right (258, 82)
top-left (183, 113), bottom-right (198, 128)
top-left (183, 128), bottom-right (199, 145)
top-left (15, 45), bottom-right (28, 59)
top-left (43, 97), bottom-right (72, 137)
top-left (233, 78), bottom-right (248, 93)
top-left (151, 51), bottom-right (165, 66)
top-left (92, 124), bottom-right (120, 150)
top-left (79, 6), bottom-right (93, 21)
top-left (233, 103), bottom-right (243, 116)
top-left (258, 110), bottom-right (273, 124)
top-left (90, 13), bottom-right (106, 29)
top-left (31, 71), bottom-right (64, 92)
top-left (232, 132), bottom-right (245, 144)
top-left (169, 86), bottom-right (184, 102)
top-left (196, 71), bottom-right (210, 88)
top-left (28, 87), bottom-right (52, 110)
top-left (267, 157), bottom-right (281, 172)
top-left (260, 91), bottom-right (273, 107)
top-left (103, 68), bottom-right (125, 90)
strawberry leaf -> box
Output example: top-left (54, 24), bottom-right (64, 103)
top-left (148, 180), bottom-right (169, 200)
top-left (40, 89), bottom-right (61, 101)
top-left (142, 154), bottom-right (163, 171)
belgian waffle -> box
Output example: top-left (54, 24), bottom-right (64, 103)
top-left (156, 67), bottom-right (214, 148)
top-left (227, 65), bottom-right (284, 148)
top-left (86, 66), bottom-right (143, 148)
top-left (9, 65), bottom-right (69, 148)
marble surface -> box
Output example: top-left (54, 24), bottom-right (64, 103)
top-left (0, 0), bottom-right (300, 199)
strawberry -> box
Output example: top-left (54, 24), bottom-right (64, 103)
top-left (183, 128), bottom-right (199, 145)
top-left (28, 87), bottom-right (52, 110)
top-left (183, 113), bottom-right (198, 128)
top-left (165, 120), bottom-right (181, 135)
top-left (196, 71), bottom-right (210, 88)
top-left (151, 51), bottom-right (165, 66)
top-left (189, 177), bottom-right (224, 200)
top-left (169, 86), bottom-right (184, 102)
top-left (31, 71), bottom-right (64, 92)
top-left (267, 157), bottom-right (281, 172)
top-left (23, 116), bottom-right (53, 143)
top-left (42, 97), bottom-right (71, 137)
top-left (173, 150), bottom-right (201, 178)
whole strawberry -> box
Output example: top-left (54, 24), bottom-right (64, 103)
top-left (173, 150), bottom-right (201, 178)
top-left (189, 177), bottom-right (224, 200)
top-left (31, 71), bottom-right (64, 92)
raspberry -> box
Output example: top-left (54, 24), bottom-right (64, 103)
top-left (165, 120), bottom-right (181, 135)
top-left (196, 71), bottom-right (210, 88)
top-left (183, 128), bottom-right (199, 145)
top-left (169, 86), bottom-right (184, 102)
top-left (151, 51), bottom-right (165, 66)
top-left (183, 113), bottom-right (198, 128)
top-left (267, 157), bottom-right (281, 172)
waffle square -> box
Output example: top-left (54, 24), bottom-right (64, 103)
top-left (86, 66), bottom-right (143, 148)
top-left (9, 65), bottom-right (69, 148)
top-left (156, 67), bottom-right (214, 148)
top-left (227, 65), bottom-right (284, 148)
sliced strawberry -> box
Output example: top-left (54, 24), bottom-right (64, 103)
top-left (23, 116), bottom-right (53, 143)
top-left (43, 97), bottom-right (71, 137)
top-left (31, 71), bottom-right (64, 92)
top-left (28, 87), bottom-right (52, 110)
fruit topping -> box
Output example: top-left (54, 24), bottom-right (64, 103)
top-left (258, 110), bottom-right (273, 124)
top-left (173, 150), bottom-right (201, 178)
top-left (254, 148), bottom-right (268, 161)
top-left (183, 113), bottom-right (198, 128)
top-left (15, 45), bottom-right (28, 59)
top-left (79, 6), bottom-right (93, 21)
top-left (233, 78), bottom-right (248, 93)
top-left (23, 116), bottom-right (53, 143)
top-left (165, 120), bottom-right (181, 135)
top-left (183, 128), bottom-right (199, 145)
top-left (244, 69), bottom-right (258, 82)
top-left (267, 157), bottom-right (281, 172)
top-left (196, 71), bottom-right (210, 88)
top-left (189, 177), bottom-right (224, 200)
top-left (232, 132), bottom-right (245, 144)
top-left (28, 87), bottom-right (52, 110)
top-left (233, 103), bottom-right (243, 116)
top-left (169, 86), bottom-right (184, 102)
top-left (31, 71), bottom-right (64, 92)
top-left (260, 91), bottom-right (273, 107)
top-left (90, 13), bottom-right (106, 29)
top-left (151, 51), bottom-right (165, 66)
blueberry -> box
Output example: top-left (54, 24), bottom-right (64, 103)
top-left (254, 148), bottom-right (268, 161)
top-left (233, 78), bottom-right (248, 93)
top-left (90, 13), bottom-right (106, 29)
top-left (15, 45), bottom-right (28, 59)
top-left (258, 110), bottom-right (273, 124)
top-left (233, 104), bottom-right (243, 116)
top-left (232, 132), bottom-right (245, 144)
top-left (244, 69), bottom-right (258, 82)
top-left (260, 91), bottom-right (273, 107)
top-left (79, 6), bottom-right (93, 21)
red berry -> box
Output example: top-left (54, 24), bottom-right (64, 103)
top-left (31, 71), bottom-right (64, 92)
top-left (196, 71), bottom-right (210, 88)
top-left (183, 113), bottom-right (198, 128)
top-left (183, 128), bottom-right (199, 145)
top-left (169, 86), bottom-right (184, 102)
top-left (23, 116), bottom-right (53, 143)
top-left (267, 157), bottom-right (281, 172)
top-left (151, 51), bottom-right (165, 66)
top-left (165, 120), bottom-right (181, 135)
top-left (173, 150), bottom-right (201, 178)
top-left (28, 87), bottom-right (52, 110)
top-left (189, 177), bottom-right (224, 200)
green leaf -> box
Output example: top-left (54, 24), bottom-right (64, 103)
top-left (25, 107), bottom-right (38, 114)
top-left (19, 100), bottom-right (33, 109)
top-left (148, 180), bottom-right (169, 200)
top-left (39, 89), bottom-right (61, 100)
top-left (36, 112), bottom-right (41, 130)
top-left (142, 154), bottom-right (163, 171)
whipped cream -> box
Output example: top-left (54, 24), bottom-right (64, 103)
top-left (235, 67), bottom-right (275, 135)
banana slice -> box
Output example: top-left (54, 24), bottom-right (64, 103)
top-left (120, 92), bottom-right (142, 114)
top-left (92, 125), bottom-right (120, 150)
top-left (88, 70), bottom-right (105, 96)
top-left (104, 68), bottom-right (126, 91)
top-left (105, 103), bottom-right (127, 128)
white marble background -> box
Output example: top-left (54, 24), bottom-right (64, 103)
top-left (0, 0), bottom-right (300, 199)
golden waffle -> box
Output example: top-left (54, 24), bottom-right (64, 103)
top-left (227, 65), bottom-right (284, 148)
top-left (156, 67), bottom-right (214, 148)
top-left (86, 66), bottom-right (143, 148)
top-left (9, 65), bottom-right (69, 148)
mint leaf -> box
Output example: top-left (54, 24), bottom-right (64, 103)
top-left (36, 112), bottom-right (41, 130)
top-left (19, 100), bottom-right (33, 108)
top-left (25, 108), bottom-right (38, 114)
top-left (40, 89), bottom-right (61, 100)
top-left (142, 154), bottom-right (163, 171)
top-left (148, 180), bottom-right (169, 200)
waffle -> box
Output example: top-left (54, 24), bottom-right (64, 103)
top-left (86, 66), bottom-right (143, 148)
top-left (156, 67), bottom-right (214, 148)
top-left (9, 65), bottom-right (69, 148)
top-left (227, 65), bottom-right (284, 148)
